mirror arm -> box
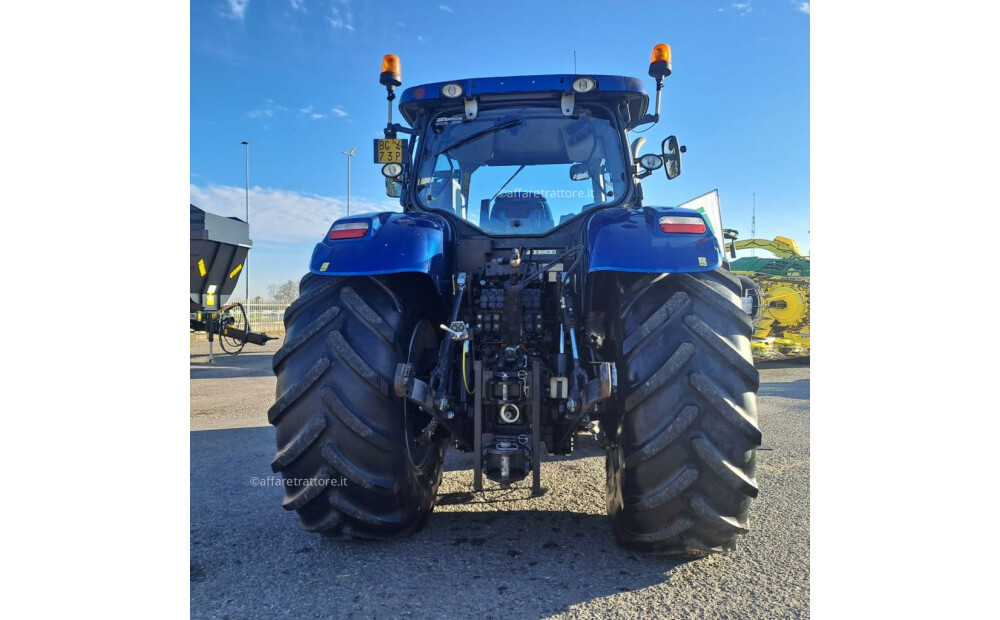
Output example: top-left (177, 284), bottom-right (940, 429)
top-left (626, 77), bottom-right (664, 129)
top-left (384, 123), bottom-right (414, 139)
top-left (626, 113), bottom-right (658, 130)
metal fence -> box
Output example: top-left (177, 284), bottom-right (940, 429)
top-left (226, 299), bottom-right (291, 336)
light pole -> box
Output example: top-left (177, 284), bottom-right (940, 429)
top-left (242, 140), bottom-right (250, 302)
top-left (342, 147), bottom-right (356, 215)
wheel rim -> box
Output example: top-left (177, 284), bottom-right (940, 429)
top-left (404, 319), bottom-right (438, 470)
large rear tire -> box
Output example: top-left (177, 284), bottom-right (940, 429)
top-left (269, 274), bottom-right (446, 538)
top-left (606, 270), bottom-right (761, 555)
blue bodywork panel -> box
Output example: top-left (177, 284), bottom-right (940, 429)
top-left (309, 211), bottom-right (453, 292)
top-left (399, 74), bottom-right (648, 126)
top-left (587, 207), bottom-right (722, 273)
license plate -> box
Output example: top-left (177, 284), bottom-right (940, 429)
top-left (374, 138), bottom-right (406, 164)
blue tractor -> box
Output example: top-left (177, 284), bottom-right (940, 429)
top-left (269, 45), bottom-right (760, 555)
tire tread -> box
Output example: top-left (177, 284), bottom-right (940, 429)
top-left (270, 275), bottom-right (445, 540)
top-left (607, 270), bottom-right (761, 555)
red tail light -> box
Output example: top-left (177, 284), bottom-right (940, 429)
top-left (659, 215), bottom-right (706, 234)
top-left (328, 222), bottom-right (369, 240)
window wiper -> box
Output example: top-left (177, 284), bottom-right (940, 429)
top-left (491, 165), bottom-right (525, 201)
top-left (436, 118), bottom-right (523, 156)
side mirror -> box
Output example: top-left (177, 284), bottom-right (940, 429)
top-left (385, 177), bottom-right (402, 197)
top-left (662, 135), bottom-right (686, 180)
top-left (569, 163), bottom-right (591, 181)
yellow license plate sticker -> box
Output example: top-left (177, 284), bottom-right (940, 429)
top-left (374, 139), bottom-right (404, 163)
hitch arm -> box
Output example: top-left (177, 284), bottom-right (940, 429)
top-left (553, 362), bottom-right (614, 450)
top-left (392, 273), bottom-right (473, 449)
top-left (431, 273), bottom-right (468, 406)
top-left (394, 362), bottom-right (471, 450)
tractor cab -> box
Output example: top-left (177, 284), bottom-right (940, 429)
top-left (373, 46), bottom-right (685, 236)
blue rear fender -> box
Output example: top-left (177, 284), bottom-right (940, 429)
top-left (586, 207), bottom-right (723, 274)
top-left (309, 211), bottom-right (453, 294)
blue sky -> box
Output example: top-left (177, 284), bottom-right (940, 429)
top-left (191, 0), bottom-right (810, 297)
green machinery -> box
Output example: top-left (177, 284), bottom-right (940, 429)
top-left (729, 236), bottom-right (810, 360)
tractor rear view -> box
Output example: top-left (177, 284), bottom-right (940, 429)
top-left (268, 45), bottom-right (760, 555)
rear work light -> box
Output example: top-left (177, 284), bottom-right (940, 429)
top-left (328, 222), bottom-right (369, 240)
top-left (572, 77), bottom-right (597, 93)
top-left (659, 215), bottom-right (706, 234)
top-left (441, 82), bottom-right (463, 98)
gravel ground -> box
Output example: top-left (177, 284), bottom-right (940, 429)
top-left (191, 339), bottom-right (809, 619)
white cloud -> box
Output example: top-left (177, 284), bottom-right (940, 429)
top-left (439, 5), bottom-right (453, 12)
top-left (329, 0), bottom-right (354, 30)
top-left (224, 0), bottom-right (249, 20)
top-left (300, 106), bottom-right (326, 120)
top-left (732, 2), bottom-right (752, 15)
top-left (248, 100), bottom-right (287, 119)
top-left (190, 184), bottom-right (401, 244)
top-left (330, 106), bottom-right (348, 117)
top-left (796, 2), bottom-right (810, 14)
top-left (289, 0), bottom-right (305, 10)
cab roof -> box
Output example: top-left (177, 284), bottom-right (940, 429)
top-left (398, 74), bottom-right (649, 126)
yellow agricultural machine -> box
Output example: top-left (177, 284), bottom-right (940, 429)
top-left (729, 236), bottom-right (810, 360)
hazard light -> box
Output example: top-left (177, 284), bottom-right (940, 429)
top-left (649, 44), bottom-right (672, 79)
top-left (380, 54), bottom-right (401, 87)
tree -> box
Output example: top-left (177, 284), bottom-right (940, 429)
top-left (267, 280), bottom-right (299, 303)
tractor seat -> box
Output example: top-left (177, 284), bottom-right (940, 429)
top-left (487, 193), bottom-right (555, 234)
